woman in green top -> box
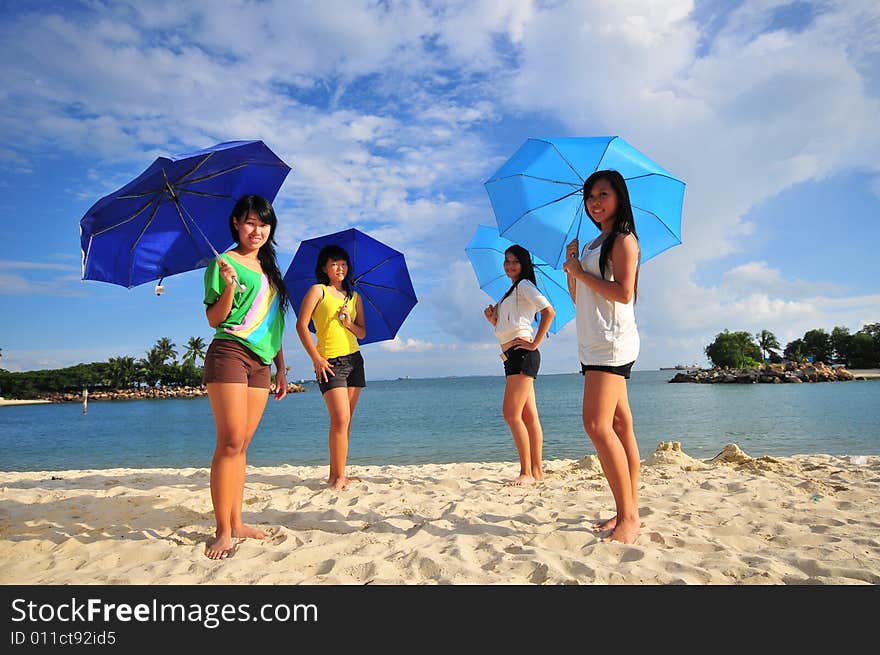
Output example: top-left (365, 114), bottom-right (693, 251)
top-left (202, 195), bottom-right (290, 560)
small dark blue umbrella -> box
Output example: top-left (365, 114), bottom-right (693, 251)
top-left (465, 224), bottom-right (574, 334)
top-left (283, 227), bottom-right (418, 345)
top-left (485, 136), bottom-right (685, 269)
top-left (80, 140), bottom-right (291, 289)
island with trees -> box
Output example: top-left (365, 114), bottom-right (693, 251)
top-left (669, 323), bottom-right (879, 384)
top-left (0, 337), bottom-right (305, 401)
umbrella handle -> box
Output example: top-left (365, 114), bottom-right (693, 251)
top-left (231, 276), bottom-right (247, 292)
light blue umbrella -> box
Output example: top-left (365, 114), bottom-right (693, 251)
top-left (465, 224), bottom-right (574, 335)
top-left (484, 136), bottom-right (685, 269)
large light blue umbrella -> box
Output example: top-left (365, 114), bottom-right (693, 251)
top-left (284, 227), bottom-right (418, 346)
top-left (465, 224), bottom-right (574, 335)
top-left (80, 140), bottom-right (291, 289)
top-left (484, 136), bottom-right (685, 269)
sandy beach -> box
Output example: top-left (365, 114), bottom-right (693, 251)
top-left (1, 442), bottom-right (877, 585)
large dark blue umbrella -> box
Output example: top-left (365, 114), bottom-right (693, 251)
top-left (283, 228), bottom-right (418, 345)
top-left (465, 224), bottom-right (574, 334)
top-left (484, 136), bottom-right (685, 269)
top-left (80, 140), bottom-right (291, 289)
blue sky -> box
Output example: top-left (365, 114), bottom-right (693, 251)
top-left (1, 0), bottom-right (878, 380)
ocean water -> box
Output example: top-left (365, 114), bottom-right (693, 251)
top-left (2, 371), bottom-right (879, 472)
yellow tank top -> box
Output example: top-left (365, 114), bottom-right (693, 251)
top-left (313, 285), bottom-right (360, 358)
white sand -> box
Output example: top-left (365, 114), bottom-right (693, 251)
top-left (1, 442), bottom-right (878, 585)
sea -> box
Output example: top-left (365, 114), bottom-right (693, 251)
top-left (2, 371), bottom-right (879, 472)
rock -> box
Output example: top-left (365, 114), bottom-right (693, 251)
top-left (708, 443), bottom-right (752, 466)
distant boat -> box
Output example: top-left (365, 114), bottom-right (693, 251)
top-left (659, 364), bottom-right (701, 371)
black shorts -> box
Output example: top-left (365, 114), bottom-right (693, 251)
top-left (503, 347), bottom-right (540, 378)
top-left (581, 361), bottom-right (635, 379)
top-left (203, 339), bottom-right (271, 388)
top-left (318, 351), bottom-right (366, 394)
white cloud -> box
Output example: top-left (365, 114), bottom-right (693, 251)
top-left (379, 336), bottom-right (437, 353)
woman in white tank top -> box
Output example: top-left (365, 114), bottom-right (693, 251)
top-left (562, 170), bottom-right (642, 544)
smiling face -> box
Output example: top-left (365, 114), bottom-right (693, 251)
top-left (233, 211), bottom-right (272, 252)
top-left (503, 251), bottom-right (522, 282)
top-left (585, 178), bottom-right (619, 230)
top-left (322, 258), bottom-right (349, 285)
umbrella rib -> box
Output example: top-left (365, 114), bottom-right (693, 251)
top-left (356, 281), bottom-right (417, 298)
top-left (358, 289), bottom-right (395, 338)
top-left (630, 204), bottom-right (682, 244)
top-left (488, 173), bottom-right (581, 188)
top-left (352, 254), bottom-right (399, 285)
top-left (548, 141), bottom-right (592, 183)
top-left (182, 161), bottom-right (289, 186)
top-left (90, 195), bottom-right (161, 237)
top-left (508, 188), bottom-right (581, 224)
top-left (127, 199), bottom-right (164, 288)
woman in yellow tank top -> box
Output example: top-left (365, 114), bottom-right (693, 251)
top-left (295, 245), bottom-right (367, 491)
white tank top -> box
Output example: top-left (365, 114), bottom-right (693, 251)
top-left (575, 240), bottom-right (640, 366)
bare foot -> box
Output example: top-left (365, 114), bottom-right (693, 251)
top-left (532, 469), bottom-right (544, 482)
top-left (600, 516), bottom-right (640, 544)
top-left (507, 474), bottom-right (536, 486)
top-left (205, 533), bottom-right (234, 560)
top-left (231, 524), bottom-right (266, 540)
top-left (328, 476), bottom-right (360, 491)
top-left (593, 515), bottom-right (617, 532)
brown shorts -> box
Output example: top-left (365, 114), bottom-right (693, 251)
top-left (203, 339), bottom-right (271, 388)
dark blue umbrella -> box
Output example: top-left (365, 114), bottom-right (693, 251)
top-left (283, 227), bottom-right (418, 345)
top-left (80, 140), bottom-right (291, 289)
top-left (465, 224), bottom-right (574, 334)
top-left (484, 136), bottom-right (685, 269)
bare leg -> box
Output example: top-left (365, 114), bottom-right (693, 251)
top-left (593, 387), bottom-right (640, 532)
top-left (521, 383), bottom-right (544, 481)
top-left (230, 386), bottom-right (270, 539)
top-left (206, 382), bottom-right (248, 559)
top-left (324, 387), bottom-right (361, 491)
top-left (582, 372), bottom-right (640, 544)
top-left (502, 374), bottom-right (536, 486)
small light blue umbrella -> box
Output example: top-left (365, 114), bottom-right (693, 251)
top-left (80, 140), bottom-right (291, 289)
top-left (283, 227), bottom-right (418, 345)
top-left (465, 224), bottom-right (575, 335)
top-left (484, 136), bottom-right (685, 269)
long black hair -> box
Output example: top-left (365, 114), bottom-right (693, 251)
top-left (228, 194), bottom-right (290, 313)
top-left (315, 244), bottom-right (354, 298)
top-left (583, 169), bottom-right (640, 299)
top-left (499, 244), bottom-right (537, 304)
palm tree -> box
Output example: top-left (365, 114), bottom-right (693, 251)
top-left (182, 336), bottom-right (207, 367)
top-left (153, 337), bottom-right (178, 366)
top-left (755, 329), bottom-right (781, 363)
top-left (107, 356), bottom-right (137, 389)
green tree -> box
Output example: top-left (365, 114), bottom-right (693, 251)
top-left (831, 326), bottom-right (852, 366)
top-left (704, 330), bottom-right (762, 368)
top-left (755, 329), bottom-right (781, 363)
top-left (784, 338), bottom-right (807, 364)
top-left (153, 337), bottom-right (178, 365)
top-left (849, 332), bottom-right (878, 368)
top-left (802, 329), bottom-right (833, 364)
top-left (182, 336), bottom-right (207, 367)
top-left (107, 356), bottom-right (137, 389)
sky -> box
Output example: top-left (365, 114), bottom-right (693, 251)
top-left (1, 0), bottom-right (879, 381)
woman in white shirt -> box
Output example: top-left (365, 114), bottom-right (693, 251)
top-left (484, 244), bottom-right (556, 486)
top-left (562, 169), bottom-right (641, 544)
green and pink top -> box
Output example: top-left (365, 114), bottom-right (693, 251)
top-left (203, 254), bottom-right (285, 365)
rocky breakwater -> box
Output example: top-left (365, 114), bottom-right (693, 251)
top-left (43, 382), bottom-right (306, 402)
top-left (668, 362), bottom-right (855, 384)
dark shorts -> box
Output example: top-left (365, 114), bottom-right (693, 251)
top-left (203, 339), bottom-right (271, 388)
top-left (318, 351), bottom-right (366, 394)
top-left (503, 347), bottom-right (541, 378)
top-left (581, 361), bottom-right (635, 379)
